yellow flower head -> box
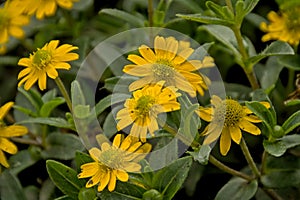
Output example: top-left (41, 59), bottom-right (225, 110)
top-left (116, 81), bottom-right (181, 142)
top-left (0, 1), bottom-right (29, 49)
top-left (18, 40), bottom-right (79, 91)
top-left (123, 35), bottom-right (215, 97)
top-left (14, 0), bottom-right (78, 20)
top-left (197, 95), bottom-right (270, 156)
top-left (260, 7), bottom-right (300, 46)
top-left (0, 102), bottom-right (28, 168)
top-left (78, 134), bottom-right (152, 192)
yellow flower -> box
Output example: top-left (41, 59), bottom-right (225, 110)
top-left (14, 0), bottom-right (78, 20)
top-left (197, 95), bottom-right (270, 156)
top-left (116, 81), bottom-right (181, 142)
top-left (18, 40), bottom-right (79, 91)
top-left (0, 102), bottom-right (28, 168)
top-left (260, 7), bottom-right (300, 46)
top-left (0, 1), bottom-right (29, 50)
top-left (78, 134), bottom-right (152, 192)
top-left (123, 35), bottom-right (215, 97)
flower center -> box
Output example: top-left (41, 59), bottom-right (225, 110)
top-left (135, 95), bottom-right (155, 116)
top-left (32, 49), bottom-right (52, 70)
top-left (213, 99), bottom-right (245, 127)
top-left (285, 7), bottom-right (300, 32)
top-left (98, 147), bottom-right (125, 169)
top-left (152, 60), bottom-right (175, 82)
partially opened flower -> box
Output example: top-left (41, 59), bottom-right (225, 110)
top-left (78, 134), bottom-right (152, 192)
top-left (0, 102), bottom-right (28, 168)
top-left (116, 81), bottom-right (181, 142)
top-left (123, 35), bottom-right (214, 97)
top-left (260, 7), bottom-right (300, 46)
top-left (14, 0), bottom-right (78, 20)
top-left (197, 95), bottom-right (270, 156)
top-left (18, 40), bottom-right (79, 90)
top-left (0, 1), bottom-right (29, 54)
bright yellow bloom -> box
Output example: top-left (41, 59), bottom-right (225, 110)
top-left (0, 1), bottom-right (29, 53)
top-left (116, 81), bottom-right (181, 142)
top-left (260, 7), bottom-right (300, 46)
top-left (197, 95), bottom-right (270, 156)
top-left (78, 134), bottom-right (152, 192)
top-left (123, 35), bottom-right (215, 97)
top-left (18, 40), bottom-right (79, 90)
top-left (14, 0), bottom-right (78, 20)
top-left (0, 102), bottom-right (28, 168)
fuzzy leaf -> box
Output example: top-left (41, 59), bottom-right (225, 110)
top-left (40, 97), bottom-right (65, 117)
top-left (282, 110), bottom-right (300, 134)
top-left (263, 135), bottom-right (300, 157)
top-left (99, 9), bottom-right (144, 27)
top-left (0, 171), bottom-right (26, 200)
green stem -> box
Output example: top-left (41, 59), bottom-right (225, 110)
top-left (240, 138), bottom-right (261, 178)
top-left (225, 0), bottom-right (234, 12)
top-left (232, 26), bottom-right (260, 89)
top-left (287, 69), bottom-right (295, 93)
top-left (148, 0), bottom-right (154, 27)
top-left (263, 188), bottom-right (283, 200)
top-left (159, 119), bottom-right (252, 181)
top-left (55, 77), bottom-right (73, 113)
top-left (209, 155), bottom-right (253, 181)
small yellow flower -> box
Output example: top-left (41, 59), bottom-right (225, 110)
top-left (116, 81), bottom-right (181, 142)
top-left (0, 1), bottom-right (29, 52)
top-left (14, 0), bottom-right (78, 20)
top-left (0, 102), bottom-right (28, 168)
top-left (17, 40), bottom-right (79, 90)
top-left (123, 35), bottom-right (215, 97)
top-left (197, 95), bottom-right (270, 156)
top-left (260, 7), bottom-right (300, 46)
top-left (78, 134), bottom-right (152, 192)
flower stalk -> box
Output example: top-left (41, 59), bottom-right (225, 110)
top-left (55, 77), bottom-right (73, 113)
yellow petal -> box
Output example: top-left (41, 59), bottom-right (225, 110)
top-left (220, 127), bottom-right (231, 156)
top-left (128, 54), bottom-right (148, 65)
top-left (197, 107), bottom-right (212, 122)
top-left (239, 120), bottom-right (261, 135)
top-left (139, 45), bottom-right (156, 63)
top-left (123, 162), bottom-right (141, 172)
top-left (18, 58), bottom-right (31, 67)
top-left (0, 150), bottom-right (9, 168)
top-left (203, 123), bottom-right (222, 145)
top-left (244, 115), bottom-right (262, 123)
top-left (113, 134), bottom-right (122, 148)
top-left (120, 135), bottom-right (132, 150)
top-left (101, 142), bottom-right (111, 152)
top-left (123, 64), bottom-right (152, 76)
top-left (9, 26), bottom-right (24, 39)
top-left (98, 170), bottom-right (110, 191)
top-left (0, 102), bottom-right (14, 120)
top-left (107, 171), bottom-right (116, 192)
top-left (89, 147), bottom-right (102, 162)
top-left (0, 138), bottom-right (18, 154)
top-left (116, 169), bottom-right (129, 182)
top-left (86, 171), bottom-right (101, 188)
top-left (164, 36), bottom-right (178, 60)
top-left (154, 36), bottom-right (166, 59)
top-left (38, 73), bottom-right (47, 90)
top-left (78, 162), bottom-right (99, 178)
top-left (128, 76), bottom-right (153, 91)
top-left (229, 125), bottom-right (242, 144)
top-left (18, 68), bottom-right (31, 79)
top-left (0, 125), bottom-right (28, 137)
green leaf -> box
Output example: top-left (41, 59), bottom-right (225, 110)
top-left (71, 80), bottom-right (86, 107)
top-left (282, 110), bottom-right (300, 134)
top-left (99, 9), bottom-right (145, 27)
top-left (152, 156), bottom-right (193, 200)
top-left (189, 144), bottom-right (212, 165)
top-left (215, 178), bottom-right (258, 200)
top-left (261, 170), bottom-right (300, 188)
top-left (206, 1), bottom-right (227, 18)
top-left (93, 93), bottom-right (130, 116)
top-left (242, 0), bottom-right (260, 16)
top-left (40, 97), bottom-right (65, 117)
top-left (247, 41), bottom-right (294, 65)
top-left (17, 117), bottom-right (74, 130)
top-left (73, 105), bottom-right (91, 119)
top-left (255, 56), bottom-right (284, 91)
top-left (104, 76), bottom-right (137, 93)
top-left (199, 25), bottom-right (241, 60)
top-left (263, 135), bottom-right (300, 157)
top-left (9, 150), bottom-right (39, 175)
top-left (46, 160), bottom-right (85, 200)
top-left (41, 89), bottom-right (58, 102)
top-left (0, 171), bottom-right (26, 200)
top-left (17, 87), bottom-right (43, 112)
top-left (54, 195), bottom-right (74, 200)
top-left (41, 132), bottom-right (84, 160)
top-left (78, 188), bottom-right (97, 200)
top-left (148, 136), bottom-right (178, 170)
top-left (176, 14), bottom-right (234, 26)
top-left (99, 180), bottom-right (146, 200)
top-left (103, 111), bottom-right (118, 138)
top-left (284, 99), bottom-right (300, 106)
